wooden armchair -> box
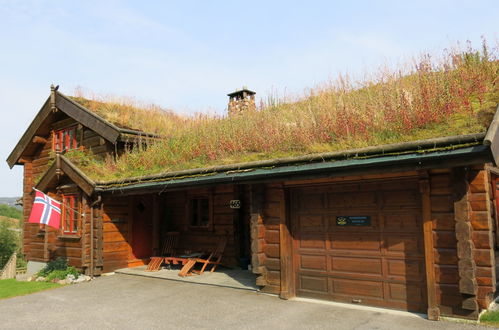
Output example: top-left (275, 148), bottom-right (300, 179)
top-left (178, 236), bottom-right (227, 277)
top-left (146, 231), bottom-right (180, 272)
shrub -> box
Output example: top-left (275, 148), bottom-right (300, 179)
top-left (37, 257), bottom-right (69, 277)
top-left (45, 267), bottom-right (79, 282)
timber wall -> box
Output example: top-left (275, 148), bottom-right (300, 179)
top-left (22, 113), bottom-right (116, 267)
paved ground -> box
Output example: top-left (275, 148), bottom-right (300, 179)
top-left (0, 274), bottom-right (489, 330)
top-left (115, 265), bottom-right (258, 291)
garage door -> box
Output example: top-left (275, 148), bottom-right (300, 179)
top-left (291, 178), bottom-right (427, 312)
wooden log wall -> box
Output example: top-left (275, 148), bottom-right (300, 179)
top-left (251, 183), bottom-right (286, 294)
top-left (22, 113), bottom-right (117, 266)
top-left (430, 167), bottom-right (496, 318)
top-left (101, 196), bottom-right (131, 273)
top-left (467, 166), bottom-right (496, 309)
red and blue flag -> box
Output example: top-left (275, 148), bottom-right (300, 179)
top-left (28, 190), bottom-right (61, 229)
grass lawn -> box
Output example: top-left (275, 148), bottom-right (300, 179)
top-left (0, 279), bottom-right (61, 299)
top-left (480, 310), bottom-right (499, 326)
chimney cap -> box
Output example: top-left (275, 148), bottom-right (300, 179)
top-left (227, 88), bottom-right (256, 97)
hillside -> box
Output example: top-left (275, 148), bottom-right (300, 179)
top-left (66, 42), bottom-right (499, 182)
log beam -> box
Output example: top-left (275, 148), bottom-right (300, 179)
top-left (419, 172), bottom-right (440, 320)
top-left (32, 136), bottom-right (48, 144)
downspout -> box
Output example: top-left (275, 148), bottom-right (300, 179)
top-left (89, 195), bottom-right (102, 279)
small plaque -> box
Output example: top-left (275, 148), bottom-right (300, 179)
top-left (336, 216), bottom-right (371, 226)
top-left (230, 200), bottom-right (241, 209)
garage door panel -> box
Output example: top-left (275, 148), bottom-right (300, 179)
top-left (299, 254), bottom-right (327, 272)
top-left (299, 233), bottom-right (327, 250)
top-left (330, 234), bottom-right (381, 252)
top-left (382, 190), bottom-right (419, 208)
top-left (331, 278), bottom-right (384, 298)
top-left (328, 191), bottom-right (377, 209)
top-left (383, 213), bottom-right (420, 232)
top-left (386, 259), bottom-right (425, 281)
top-left (387, 282), bottom-right (424, 304)
top-left (299, 275), bottom-right (328, 293)
top-left (298, 193), bottom-right (326, 210)
top-left (297, 214), bottom-right (325, 232)
top-left (330, 256), bottom-right (383, 276)
top-left (384, 235), bottom-right (423, 256)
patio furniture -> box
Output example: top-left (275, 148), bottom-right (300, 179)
top-left (146, 231), bottom-right (179, 271)
top-left (178, 236), bottom-right (228, 277)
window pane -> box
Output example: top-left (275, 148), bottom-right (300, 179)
top-left (73, 198), bottom-right (78, 233)
top-left (64, 198), bottom-right (71, 232)
top-left (200, 199), bottom-right (209, 227)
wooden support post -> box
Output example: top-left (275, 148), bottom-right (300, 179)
top-left (279, 187), bottom-right (294, 299)
top-left (250, 184), bottom-right (266, 286)
top-left (453, 168), bottom-right (479, 310)
top-left (152, 195), bottom-right (160, 255)
top-left (419, 173), bottom-right (440, 320)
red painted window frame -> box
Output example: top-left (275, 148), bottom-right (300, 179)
top-left (62, 194), bottom-right (79, 235)
top-left (53, 126), bottom-right (78, 152)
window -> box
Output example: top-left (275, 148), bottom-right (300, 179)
top-left (53, 126), bottom-right (78, 152)
top-left (62, 194), bottom-right (79, 235)
top-left (188, 197), bottom-right (211, 228)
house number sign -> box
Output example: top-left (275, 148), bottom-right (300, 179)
top-left (230, 200), bottom-right (241, 209)
top-left (336, 216), bottom-right (371, 226)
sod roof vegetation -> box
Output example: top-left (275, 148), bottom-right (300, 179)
top-left (65, 44), bottom-right (499, 183)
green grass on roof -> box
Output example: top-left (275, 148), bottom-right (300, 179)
top-left (66, 42), bottom-right (499, 182)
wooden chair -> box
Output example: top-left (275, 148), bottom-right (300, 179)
top-left (178, 236), bottom-right (227, 277)
top-left (146, 231), bottom-right (180, 272)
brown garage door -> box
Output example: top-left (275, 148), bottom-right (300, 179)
top-left (291, 178), bottom-right (427, 312)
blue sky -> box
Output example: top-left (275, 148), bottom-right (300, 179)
top-left (0, 0), bottom-right (498, 196)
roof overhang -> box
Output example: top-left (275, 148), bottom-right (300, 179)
top-left (36, 155), bottom-right (96, 196)
top-left (7, 89), bottom-right (123, 168)
top-left (97, 143), bottom-right (492, 195)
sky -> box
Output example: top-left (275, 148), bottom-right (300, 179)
top-left (0, 0), bottom-right (498, 197)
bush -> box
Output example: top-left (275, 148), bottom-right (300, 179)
top-left (45, 267), bottom-right (79, 282)
top-left (0, 221), bottom-right (18, 268)
top-left (37, 257), bottom-right (69, 277)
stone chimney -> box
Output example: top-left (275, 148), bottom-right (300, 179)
top-left (227, 87), bottom-right (256, 116)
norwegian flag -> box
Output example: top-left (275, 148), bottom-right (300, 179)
top-left (28, 189), bottom-right (61, 229)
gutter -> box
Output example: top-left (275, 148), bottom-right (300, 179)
top-left (95, 132), bottom-right (486, 187)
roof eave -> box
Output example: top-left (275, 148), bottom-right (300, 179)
top-left (98, 144), bottom-right (492, 194)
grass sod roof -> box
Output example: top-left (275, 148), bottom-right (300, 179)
top-left (65, 44), bottom-right (499, 184)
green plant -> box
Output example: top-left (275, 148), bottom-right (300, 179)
top-left (37, 257), bottom-right (69, 277)
top-left (0, 221), bottom-right (18, 268)
top-left (45, 267), bottom-right (79, 282)
top-left (0, 279), bottom-right (60, 299)
top-left (0, 205), bottom-right (22, 220)
top-left (480, 310), bottom-right (499, 325)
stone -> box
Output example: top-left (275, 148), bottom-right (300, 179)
top-left (35, 276), bottom-right (45, 282)
top-left (57, 279), bottom-right (67, 285)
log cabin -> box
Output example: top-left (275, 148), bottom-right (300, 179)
top-left (7, 85), bottom-right (499, 320)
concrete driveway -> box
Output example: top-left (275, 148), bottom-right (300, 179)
top-left (0, 274), bottom-right (488, 330)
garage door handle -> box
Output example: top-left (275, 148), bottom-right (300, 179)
top-left (352, 299), bottom-right (362, 304)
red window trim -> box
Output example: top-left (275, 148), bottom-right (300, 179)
top-left (53, 126), bottom-right (78, 152)
top-left (62, 194), bottom-right (79, 235)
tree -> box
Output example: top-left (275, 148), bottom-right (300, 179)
top-left (0, 221), bottom-right (18, 268)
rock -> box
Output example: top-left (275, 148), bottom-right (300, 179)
top-left (74, 276), bottom-right (86, 284)
top-left (35, 276), bottom-right (45, 282)
top-left (27, 276), bottom-right (33, 282)
top-left (84, 275), bottom-right (91, 282)
top-left (57, 279), bottom-right (67, 285)
top-left (66, 274), bottom-right (76, 281)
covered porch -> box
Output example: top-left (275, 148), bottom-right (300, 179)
top-left (115, 265), bottom-right (258, 291)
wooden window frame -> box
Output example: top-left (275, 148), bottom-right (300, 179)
top-left (187, 194), bottom-right (213, 231)
top-left (61, 194), bottom-right (80, 235)
top-left (53, 126), bottom-right (78, 152)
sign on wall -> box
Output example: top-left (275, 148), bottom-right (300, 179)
top-left (230, 200), bottom-right (241, 209)
top-left (336, 216), bottom-right (371, 226)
